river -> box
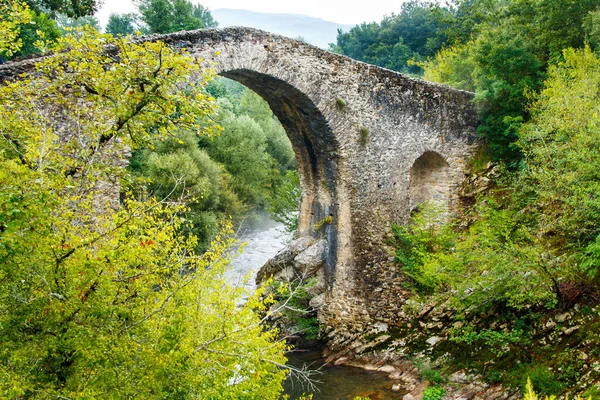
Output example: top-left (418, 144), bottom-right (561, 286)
top-left (226, 219), bottom-right (403, 400)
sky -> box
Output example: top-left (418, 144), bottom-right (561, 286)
top-left (95, 0), bottom-right (409, 28)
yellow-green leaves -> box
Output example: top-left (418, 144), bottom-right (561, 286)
top-left (0, 16), bottom-right (287, 399)
top-left (519, 46), bottom-right (600, 264)
top-left (33, 27), bottom-right (219, 155)
top-left (0, 0), bottom-right (33, 57)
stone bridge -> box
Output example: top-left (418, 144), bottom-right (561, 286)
top-left (0, 27), bottom-right (479, 346)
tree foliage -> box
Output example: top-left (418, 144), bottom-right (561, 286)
top-left (191, 3), bottom-right (217, 28)
top-left (129, 130), bottom-right (245, 252)
top-left (0, 21), bottom-right (287, 397)
top-left (419, 0), bottom-right (600, 165)
top-left (0, 0), bottom-right (34, 58)
top-left (105, 13), bottom-right (140, 36)
top-left (130, 76), bottom-right (298, 248)
top-left (519, 46), bottom-right (600, 276)
top-left (198, 88), bottom-right (296, 209)
top-left (15, 10), bottom-right (62, 58)
top-left (24, 0), bottom-right (97, 18)
top-left (335, 0), bottom-right (451, 74)
top-left (0, 1), bottom-right (62, 61)
top-left (137, 0), bottom-right (217, 34)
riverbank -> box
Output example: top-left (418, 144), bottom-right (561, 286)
top-left (225, 220), bottom-right (404, 399)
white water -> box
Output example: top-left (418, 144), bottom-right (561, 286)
top-left (224, 219), bottom-right (292, 302)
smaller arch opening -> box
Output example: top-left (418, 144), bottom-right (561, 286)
top-left (409, 151), bottom-right (451, 212)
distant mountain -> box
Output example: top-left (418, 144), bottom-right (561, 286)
top-left (211, 9), bottom-right (354, 49)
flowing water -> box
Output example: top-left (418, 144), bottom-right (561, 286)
top-left (225, 219), bottom-right (402, 400)
top-left (224, 218), bottom-right (292, 303)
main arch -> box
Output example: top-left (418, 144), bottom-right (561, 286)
top-left (0, 27), bottom-right (479, 345)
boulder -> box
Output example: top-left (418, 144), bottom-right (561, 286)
top-left (293, 239), bottom-right (327, 275)
top-left (255, 236), bottom-right (315, 284)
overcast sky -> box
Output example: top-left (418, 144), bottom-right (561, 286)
top-left (95, 0), bottom-right (409, 28)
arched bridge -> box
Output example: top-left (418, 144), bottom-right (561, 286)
top-left (0, 27), bottom-right (479, 342)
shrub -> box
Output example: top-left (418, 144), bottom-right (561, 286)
top-left (423, 386), bottom-right (446, 400)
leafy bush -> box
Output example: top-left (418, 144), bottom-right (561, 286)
top-left (414, 359), bottom-right (444, 384)
top-left (0, 20), bottom-right (287, 398)
top-left (394, 201), bottom-right (557, 313)
top-left (423, 386), bottom-right (446, 400)
top-left (522, 368), bottom-right (565, 396)
top-left (450, 326), bottom-right (529, 357)
top-left (523, 377), bottom-right (593, 400)
top-left (392, 203), bottom-right (455, 292)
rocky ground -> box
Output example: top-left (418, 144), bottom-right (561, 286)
top-left (256, 232), bottom-right (600, 400)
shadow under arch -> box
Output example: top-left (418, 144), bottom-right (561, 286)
top-left (219, 68), bottom-right (338, 244)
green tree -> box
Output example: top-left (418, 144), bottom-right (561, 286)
top-left (197, 87), bottom-right (297, 210)
top-left (56, 12), bottom-right (100, 31)
top-left (471, 24), bottom-right (546, 165)
top-left (192, 3), bottom-right (218, 28)
top-left (138, 0), bottom-right (216, 34)
top-left (202, 109), bottom-right (276, 206)
top-left (138, 0), bottom-right (172, 33)
top-left (335, 0), bottom-right (451, 74)
top-left (585, 9), bottom-right (600, 51)
top-left (131, 77), bottom-right (297, 247)
top-left (0, 0), bottom-right (35, 58)
top-left (237, 89), bottom-right (296, 173)
top-left (507, 0), bottom-right (600, 62)
top-left (420, 42), bottom-right (476, 91)
top-left (2, 8), bottom-right (62, 60)
top-left (519, 46), bottom-right (600, 273)
top-left (25, 0), bottom-right (97, 17)
top-left (105, 12), bottom-right (139, 36)
top-left (129, 131), bottom-right (245, 252)
top-left (0, 19), bottom-right (287, 398)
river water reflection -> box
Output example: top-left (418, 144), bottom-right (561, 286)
top-left (284, 349), bottom-right (404, 400)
